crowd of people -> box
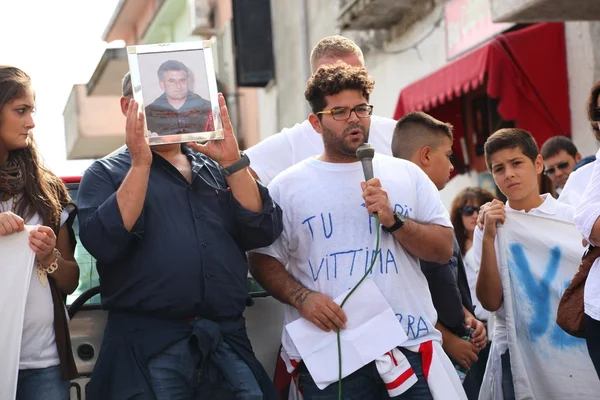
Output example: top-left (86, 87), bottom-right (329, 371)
top-left (2, 34), bottom-right (600, 400)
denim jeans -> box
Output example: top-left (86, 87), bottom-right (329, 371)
top-left (17, 365), bottom-right (69, 400)
top-left (148, 332), bottom-right (262, 400)
top-left (298, 347), bottom-right (433, 400)
top-left (500, 350), bottom-right (515, 400)
top-left (585, 314), bottom-right (600, 380)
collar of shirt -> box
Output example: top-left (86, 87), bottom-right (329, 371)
top-left (507, 193), bottom-right (557, 217)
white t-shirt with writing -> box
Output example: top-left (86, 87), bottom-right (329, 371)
top-left (472, 194), bottom-right (575, 354)
top-left (246, 116), bottom-right (397, 185)
top-left (253, 154), bottom-right (452, 360)
top-left (1, 196), bottom-right (71, 370)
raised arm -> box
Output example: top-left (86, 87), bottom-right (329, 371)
top-left (361, 178), bottom-right (453, 263)
top-left (475, 199), bottom-right (506, 312)
top-left (78, 100), bottom-right (150, 264)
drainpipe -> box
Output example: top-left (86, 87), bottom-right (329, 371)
top-left (299, 0), bottom-right (311, 116)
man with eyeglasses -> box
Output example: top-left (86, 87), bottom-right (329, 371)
top-left (245, 35), bottom-right (396, 185)
top-left (540, 136), bottom-right (583, 196)
top-left (249, 63), bottom-right (465, 399)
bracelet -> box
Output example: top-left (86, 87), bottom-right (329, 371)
top-left (37, 248), bottom-right (61, 274)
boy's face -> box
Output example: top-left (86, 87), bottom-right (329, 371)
top-left (489, 147), bottom-right (543, 201)
top-left (427, 136), bottom-right (454, 190)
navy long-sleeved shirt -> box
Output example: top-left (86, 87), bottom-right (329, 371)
top-left (77, 145), bottom-right (283, 320)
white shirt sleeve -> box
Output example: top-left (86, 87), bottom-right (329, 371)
top-left (250, 180), bottom-right (291, 266)
top-left (246, 129), bottom-right (295, 186)
top-left (411, 165), bottom-right (452, 227)
top-left (59, 205), bottom-right (75, 227)
top-left (472, 226), bottom-right (484, 274)
top-left (574, 149), bottom-right (600, 240)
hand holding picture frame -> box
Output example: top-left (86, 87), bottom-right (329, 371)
top-left (127, 41), bottom-right (224, 145)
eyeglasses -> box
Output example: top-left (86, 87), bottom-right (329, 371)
top-left (460, 205), bottom-right (480, 216)
top-left (544, 161), bottom-right (570, 176)
top-left (316, 104), bottom-right (374, 121)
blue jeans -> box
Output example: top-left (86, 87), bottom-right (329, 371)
top-left (17, 365), bottom-right (69, 400)
top-left (500, 351), bottom-right (515, 400)
top-left (585, 314), bottom-right (600, 380)
top-left (298, 348), bottom-right (433, 400)
top-left (148, 334), bottom-right (262, 400)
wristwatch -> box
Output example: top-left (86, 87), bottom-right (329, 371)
top-left (382, 211), bottom-right (405, 233)
top-left (222, 151), bottom-right (250, 176)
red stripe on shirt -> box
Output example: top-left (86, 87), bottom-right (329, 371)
top-left (386, 368), bottom-right (415, 390)
top-left (419, 341), bottom-right (433, 381)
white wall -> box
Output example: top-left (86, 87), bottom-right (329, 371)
top-left (565, 21), bottom-right (600, 156)
top-left (365, 4), bottom-right (448, 119)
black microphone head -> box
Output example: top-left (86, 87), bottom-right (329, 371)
top-left (356, 143), bottom-right (375, 160)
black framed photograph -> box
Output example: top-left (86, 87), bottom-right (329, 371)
top-left (127, 41), bottom-right (223, 145)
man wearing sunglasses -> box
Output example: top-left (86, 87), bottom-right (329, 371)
top-left (540, 136), bottom-right (582, 196)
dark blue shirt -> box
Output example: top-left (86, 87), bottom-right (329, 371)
top-left (77, 145), bottom-right (283, 321)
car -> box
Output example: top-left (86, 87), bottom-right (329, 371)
top-left (63, 176), bottom-right (285, 400)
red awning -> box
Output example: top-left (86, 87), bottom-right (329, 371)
top-left (394, 23), bottom-right (570, 144)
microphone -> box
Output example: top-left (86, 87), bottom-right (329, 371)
top-left (356, 143), bottom-right (375, 181)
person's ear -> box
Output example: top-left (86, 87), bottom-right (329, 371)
top-left (534, 154), bottom-right (544, 174)
top-left (575, 152), bottom-right (582, 162)
top-left (309, 114), bottom-right (323, 134)
top-left (120, 96), bottom-right (129, 116)
top-left (159, 80), bottom-right (165, 92)
top-left (419, 146), bottom-right (433, 166)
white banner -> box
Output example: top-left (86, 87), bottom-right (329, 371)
top-left (493, 212), bottom-right (600, 399)
top-left (0, 229), bottom-right (35, 400)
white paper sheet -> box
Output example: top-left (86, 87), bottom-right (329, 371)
top-left (0, 228), bottom-right (36, 400)
top-left (286, 279), bottom-right (408, 389)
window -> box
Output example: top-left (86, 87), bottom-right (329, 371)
top-left (66, 184), bottom-right (100, 306)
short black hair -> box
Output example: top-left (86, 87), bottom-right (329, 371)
top-left (540, 135), bottom-right (578, 159)
top-left (157, 60), bottom-right (188, 81)
top-left (392, 111), bottom-right (454, 160)
top-left (484, 128), bottom-right (539, 170)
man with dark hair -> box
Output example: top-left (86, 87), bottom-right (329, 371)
top-left (249, 64), bottom-right (465, 399)
top-left (245, 35), bottom-right (396, 186)
top-left (540, 136), bottom-right (582, 196)
top-left (78, 68), bottom-right (282, 400)
top-left (393, 112), bottom-right (487, 398)
top-left (145, 60), bottom-right (213, 136)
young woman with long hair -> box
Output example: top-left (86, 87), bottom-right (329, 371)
top-left (0, 66), bottom-right (79, 399)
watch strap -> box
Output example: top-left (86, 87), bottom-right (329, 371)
top-left (382, 211), bottom-right (404, 233)
top-left (222, 152), bottom-right (250, 176)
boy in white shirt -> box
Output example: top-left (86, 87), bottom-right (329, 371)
top-left (249, 63), bottom-right (465, 399)
top-left (475, 128), bottom-right (577, 399)
top-left (246, 35), bottom-right (396, 185)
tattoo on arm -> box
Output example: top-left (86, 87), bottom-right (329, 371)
top-left (291, 287), bottom-right (312, 306)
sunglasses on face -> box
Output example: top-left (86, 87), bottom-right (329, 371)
top-left (460, 205), bottom-right (480, 216)
top-left (594, 107), bottom-right (600, 122)
top-left (544, 161), bottom-right (570, 176)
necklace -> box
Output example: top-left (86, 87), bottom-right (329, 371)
top-left (11, 193), bottom-right (17, 214)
